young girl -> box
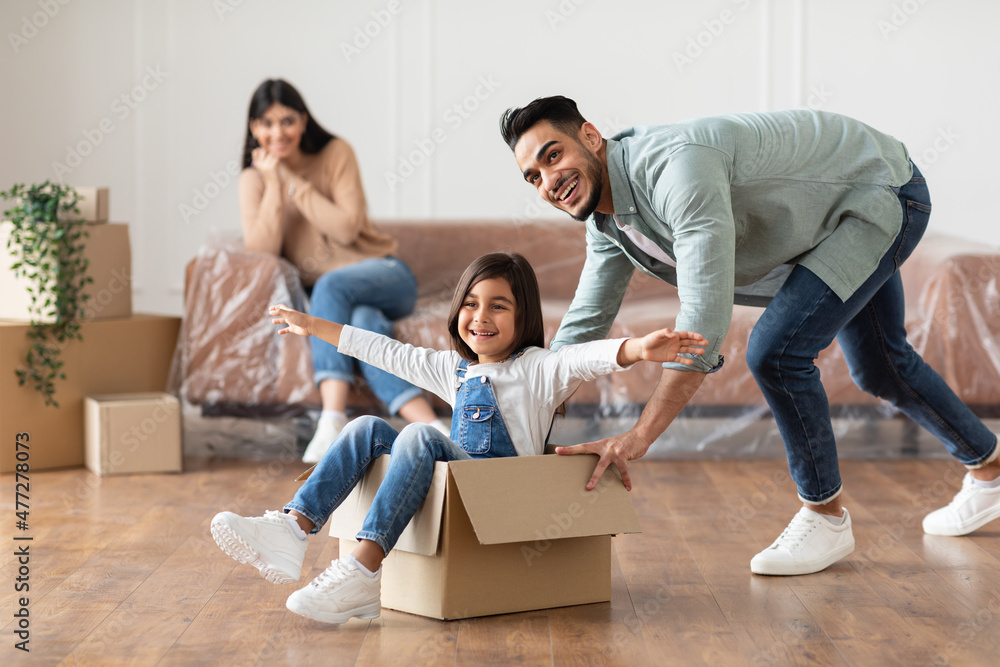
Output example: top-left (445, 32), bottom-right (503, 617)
top-left (211, 252), bottom-right (707, 624)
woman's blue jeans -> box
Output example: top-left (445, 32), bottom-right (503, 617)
top-left (747, 164), bottom-right (998, 504)
top-left (284, 416), bottom-right (473, 555)
top-left (308, 256), bottom-right (424, 415)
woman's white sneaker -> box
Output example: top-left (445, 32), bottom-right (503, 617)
top-left (210, 510), bottom-right (307, 584)
top-left (750, 507), bottom-right (855, 576)
top-left (286, 558), bottom-right (381, 624)
top-left (923, 473), bottom-right (1000, 536)
top-left (302, 415), bottom-right (347, 463)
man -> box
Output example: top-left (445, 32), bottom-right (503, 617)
top-left (500, 96), bottom-right (1000, 576)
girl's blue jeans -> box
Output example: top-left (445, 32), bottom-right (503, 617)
top-left (308, 256), bottom-right (424, 415)
top-left (284, 416), bottom-right (473, 555)
top-left (747, 163), bottom-right (997, 504)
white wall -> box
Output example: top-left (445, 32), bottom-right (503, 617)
top-left (1, 0), bottom-right (996, 317)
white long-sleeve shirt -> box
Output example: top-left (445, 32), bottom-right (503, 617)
top-left (338, 326), bottom-right (633, 457)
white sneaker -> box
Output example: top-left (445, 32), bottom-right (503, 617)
top-left (302, 415), bottom-right (347, 464)
top-left (750, 507), bottom-right (855, 576)
top-left (923, 473), bottom-right (1000, 536)
top-left (211, 510), bottom-right (307, 584)
top-left (286, 558), bottom-right (381, 624)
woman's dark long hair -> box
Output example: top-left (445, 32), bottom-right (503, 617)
top-left (241, 79), bottom-right (336, 169)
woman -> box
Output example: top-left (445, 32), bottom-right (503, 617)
top-left (239, 78), bottom-right (446, 463)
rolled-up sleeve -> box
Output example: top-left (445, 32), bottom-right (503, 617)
top-left (645, 146), bottom-right (735, 373)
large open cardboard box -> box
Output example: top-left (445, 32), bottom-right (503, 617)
top-left (0, 314), bottom-right (180, 473)
top-left (327, 453), bottom-right (641, 620)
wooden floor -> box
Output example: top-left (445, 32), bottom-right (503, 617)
top-left (4, 456), bottom-right (1000, 666)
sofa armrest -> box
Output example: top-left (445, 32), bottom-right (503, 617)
top-left (175, 246), bottom-right (320, 409)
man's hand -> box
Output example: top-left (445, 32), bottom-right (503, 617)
top-left (555, 430), bottom-right (652, 491)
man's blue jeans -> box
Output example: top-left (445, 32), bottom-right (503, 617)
top-left (747, 164), bottom-right (998, 504)
top-left (308, 256), bottom-right (424, 415)
top-left (284, 416), bottom-right (473, 555)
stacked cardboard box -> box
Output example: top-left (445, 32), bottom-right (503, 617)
top-left (0, 315), bottom-right (181, 473)
top-left (0, 186), bottom-right (178, 473)
top-left (1, 187), bottom-right (131, 322)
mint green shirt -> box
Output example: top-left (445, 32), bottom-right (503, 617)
top-left (550, 109), bottom-right (913, 373)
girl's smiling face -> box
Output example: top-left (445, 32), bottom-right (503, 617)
top-left (457, 277), bottom-right (518, 364)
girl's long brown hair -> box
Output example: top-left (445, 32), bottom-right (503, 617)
top-left (447, 252), bottom-right (544, 363)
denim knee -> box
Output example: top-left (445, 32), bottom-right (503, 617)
top-left (392, 423), bottom-right (442, 458)
top-left (746, 328), bottom-right (780, 383)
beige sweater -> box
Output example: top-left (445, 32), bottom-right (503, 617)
top-left (238, 137), bottom-right (397, 286)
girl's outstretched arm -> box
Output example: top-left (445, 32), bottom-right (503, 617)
top-left (269, 304), bottom-right (344, 347)
top-left (616, 328), bottom-right (708, 367)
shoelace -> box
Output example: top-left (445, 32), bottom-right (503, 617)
top-left (771, 514), bottom-right (816, 550)
top-left (311, 559), bottom-right (355, 591)
top-left (945, 478), bottom-right (978, 510)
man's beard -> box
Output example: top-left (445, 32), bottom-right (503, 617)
top-left (567, 151), bottom-right (604, 222)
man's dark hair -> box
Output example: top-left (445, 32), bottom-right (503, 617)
top-left (499, 95), bottom-right (588, 151)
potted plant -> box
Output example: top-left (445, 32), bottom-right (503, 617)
top-left (1, 181), bottom-right (92, 407)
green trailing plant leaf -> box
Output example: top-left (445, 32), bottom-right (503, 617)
top-left (1, 181), bottom-right (92, 408)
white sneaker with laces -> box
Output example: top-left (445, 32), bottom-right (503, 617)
top-left (302, 415), bottom-right (347, 464)
top-left (286, 558), bottom-right (381, 624)
top-left (750, 507), bottom-right (854, 576)
top-left (923, 472), bottom-right (1000, 536)
top-left (211, 510), bottom-right (307, 584)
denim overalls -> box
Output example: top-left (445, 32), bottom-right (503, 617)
top-left (449, 353), bottom-right (522, 459)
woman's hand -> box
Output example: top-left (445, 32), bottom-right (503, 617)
top-left (252, 147), bottom-right (281, 183)
top-left (270, 304), bottom-right (313, 336)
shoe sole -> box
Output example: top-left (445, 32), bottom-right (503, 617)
top-left (751, 539), bottom-right (855, 576)
top-left (210, 520), bottom-right (299, 585)
top-left (286, 597), bottom-right (380, 624)
top-left (923, 504), bottom-right (1000, 536)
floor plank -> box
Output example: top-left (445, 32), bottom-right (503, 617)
top-left (5, 456), bottom-right (1000, 665)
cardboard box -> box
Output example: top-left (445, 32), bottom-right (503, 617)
top-left (0, 314), bottom-right (181, 473)
top-left (84, 393), bottom-right (182, 476)
top-left (327, 453), bottom-right (642, 620)
top-left (0, 221), bottom-right (132, 322)
top-left (68, 187), bottom-right (110, 223)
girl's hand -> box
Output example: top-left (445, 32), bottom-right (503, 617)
top-left (252, 147), bottom-right (281, 182)
top-left (270, 304), bottom-right (313, 336)
top-left (635, 328), bottom-right (708, 364)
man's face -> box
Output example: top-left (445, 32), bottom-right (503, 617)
top-left (514, 121), bottom-right (604, 222)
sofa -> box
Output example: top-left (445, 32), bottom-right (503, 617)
top-left (172, 220), bottom-right (1000, 425)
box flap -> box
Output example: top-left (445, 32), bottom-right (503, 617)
top-left (325, 455), bottom-right (449, 556)
top-left (448, 454), bottom-right (641, 545)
